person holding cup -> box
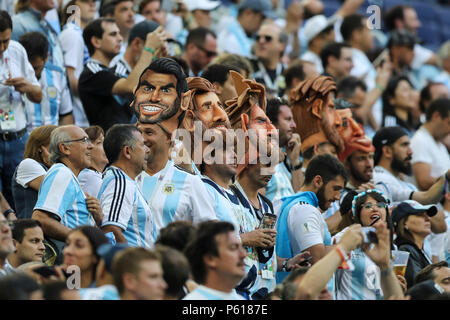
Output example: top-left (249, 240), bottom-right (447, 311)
top-left (392, 200), bottom-right (437, 289)
top-left (333, 189), bottom-right (398, 300)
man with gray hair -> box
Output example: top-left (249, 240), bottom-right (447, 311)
top-left (32, 125), bottom-right (103, 262)
top-left (98, 124), bottom-right (155, 248)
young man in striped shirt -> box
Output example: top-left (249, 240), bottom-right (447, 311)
top-left (99, 124), bottom-right (155, 248)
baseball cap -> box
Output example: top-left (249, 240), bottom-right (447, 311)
top-left (391, 200), bottom-right (438, 224)
top-left (388, 29), bottom-right (418, 49)
top-left (238, 0), bottom-right (277, 20)
top-left (406, 279), bottom-right (445, 300)
top-left (185, 0), bottom-right (220, 11)
top-left (303, 15), bottom-right (333, 44)
top-left (97, 243), bottom-right (129, 273)
top-left (128, 20), bottom-right (159, 44)
top-left (372, 126), bottom-right (407, 164)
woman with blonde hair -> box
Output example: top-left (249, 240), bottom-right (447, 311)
top-left (12, 125), bottom-right (57, 219)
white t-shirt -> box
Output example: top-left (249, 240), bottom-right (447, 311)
top-left (0, 40), bottom-right (40, 132)
top-left (412, 44), bottom-right (434, 70)
top-left (78, 168), bottom-right (103, 198)
top-left (411, 126), bottom-right (450, 180)
top-left (15, 158), bottom-right (46, 188)
top-left (301, 50), bottom-right (323, 74)
top-left (287, 202), bottom-right (326, 254)
top-left (183, 285), bottom-right (245, 300)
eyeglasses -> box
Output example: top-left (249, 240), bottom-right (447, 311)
top-left (361, 202), bottom-right (387, 210)
top-left (196, 45), bottom-right (217, 58)
top-left (63, 137), bottom-right (92, 145)
top-left (256, 35), bottom-right (273, 43)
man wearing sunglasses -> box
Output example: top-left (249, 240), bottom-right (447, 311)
top-left (251, 22), bottom-right (288, 98)
top-left (183, 27), bottom-right (217, 77)
top-left (32, 125), bottom-right (104, 263)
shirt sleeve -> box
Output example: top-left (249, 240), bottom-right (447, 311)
top-left (59, 28), bottom-right (84, 70)
top-left (100, 177), bottom-right (134, 231)
top-left (58, 71), bottom-right (74, 116)
top-left (15, 159), bottom-right (46, 188)
top-left (287, 203), bottom-right (324, 254)
top-left (410, 132), bottom-right (432, 165)
top-left (34, 166), bottom-right (78, 220)
top-left (188, 175), bottom-right (218, 224)
top-left (78, 66), bottom-right (121, 97)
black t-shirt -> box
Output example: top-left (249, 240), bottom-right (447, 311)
top-left (78, 59), bottom-right (133, 131)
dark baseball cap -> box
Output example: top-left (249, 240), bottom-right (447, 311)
top-left (97, 243), bottom-right (129, 273)
top-left (372, 126), bottom-right (407, 164)
top-left (388, 29), bottom-right (418, 49)
top-left (391, 200), bottom-right (438, 224)
top-left (238, 0), bottom-right (277, 20)
top-left (406, 279), bottom-right (445, 300)
top-left (128, 20), bottom-right (160, 45)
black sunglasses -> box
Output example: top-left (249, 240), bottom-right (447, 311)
top-left (256, 35), bottom-right (273, 42)
top-left (196, 45), bottom-right (217, 58)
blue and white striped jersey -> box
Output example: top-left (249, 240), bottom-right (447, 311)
top-left (135, 160), bottom-right (217, 236)
top-left (79, 285), bottom-right (120, 300)
top-left (333, 227), bottom-right (383, 300)
top-left (24, 62), bottom-right (73, 132)
top-left (99, 166), bottom-right (156, 249)
top-left (265, 162), bottom-right (294, 203)
top-left (34, 163), bottom-right (94, 228)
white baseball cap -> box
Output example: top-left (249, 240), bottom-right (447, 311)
top-left (303, 15), bottom-right (333, 43)
top-left (185, 0), bottom-right (220, 11)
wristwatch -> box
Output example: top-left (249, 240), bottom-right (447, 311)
top-left (281, 259), bottom-right (290, 272)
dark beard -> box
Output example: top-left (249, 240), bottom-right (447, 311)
top-left (391, 155), bottom-right (412, 175)
top-left (316, 185), bottom-right (328, 211)
top-left (349, 162), bottom-right (371, 184)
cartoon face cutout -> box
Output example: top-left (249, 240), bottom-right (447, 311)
top-left (131, 69), bottom-right (184, 135)
top-left (336, 108), bottom-right (374, 162)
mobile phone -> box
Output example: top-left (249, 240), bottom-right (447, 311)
top-left (259, 213), bottom-right (277, 229)
top-left (361, 227), bottom-right (378, 244)
top-left (33, 265), bottom-right (59, 278)
top-left (299, 255), bottom-right (312, 266)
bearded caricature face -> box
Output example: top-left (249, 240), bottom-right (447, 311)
top-left (289, 76), bottom-right (344, 154)
top-left (336, 108), bottom-right (374, 162)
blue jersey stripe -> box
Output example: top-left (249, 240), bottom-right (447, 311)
top-left (46, 66), bottom-right (58, 124)
top-left (162, 169), bottom-right (187, 226)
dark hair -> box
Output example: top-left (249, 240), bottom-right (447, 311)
top-left (202, 64), bottom-right (240, 86)
top-left (103, 124), bottom-right (140, 164)
top-left (212, 53), bottom-right (253, 76)
top-left (382, 75), bottom-right (413, 118)
top-left (304, 154), bottom-right (348, 186)
top-left (100, 0), bottom-right (133, 17)
top-left (337, 76), bottom-right (367, 99)
top-left (320, 42), bottom-right (352, 70)
top-left (83, 18), bottom-right (116, 56)
top-left (169, 55), bottom-right (190, 76)
top-left (340, 14), bottom-right (365, 42)
top-left (156, 221), bottom-right (197, 252)
top-left (18, 31), bottom-right (49, 62)
top-left (0, 10), bottom-right (12, 32)
top-left (284, 62), bottom-right (306, 90)
top-left (128, 20), bottom-right (159, 45)
top-left (137, 57), bottom-right (188, 98)
top-left (426, 98), bottom-right (450, 122)
top-left (415, 261), bottom-right (449, 285)
top-left (184, 221), bottom-right (235, 284)
top-left (154, 245), bottom-right (190, 299)
top-left (0, 273), bottom-right (41, 300)
top-left (42, 281), bottom-right (71, 300)
top-left (12, 219), bottom-right (42, 243)
top-left (84, 125), bottom-right (105, 142)
top-left (266, 97), bottom-right (289, 126)
top-left (186, 27), bottom-right (216, 47)
top-left (420, 82), bottom-right (434, 113)
top-left (384, 5), bottom-right (412, 31)
top-left (139, 0), bottom-right (162, 14)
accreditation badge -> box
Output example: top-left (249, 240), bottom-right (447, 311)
top-left (0, 108), bottom-right (16, 130)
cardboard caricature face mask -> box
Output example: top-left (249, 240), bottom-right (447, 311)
top-left (289, 75), bottom-right (344, 154)
top-left (336, 108), bottom-right (374, 162)
top-left (131, 69), bottom-right (187, 135)
top-left (224, 71), bottom-right (278, 176)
